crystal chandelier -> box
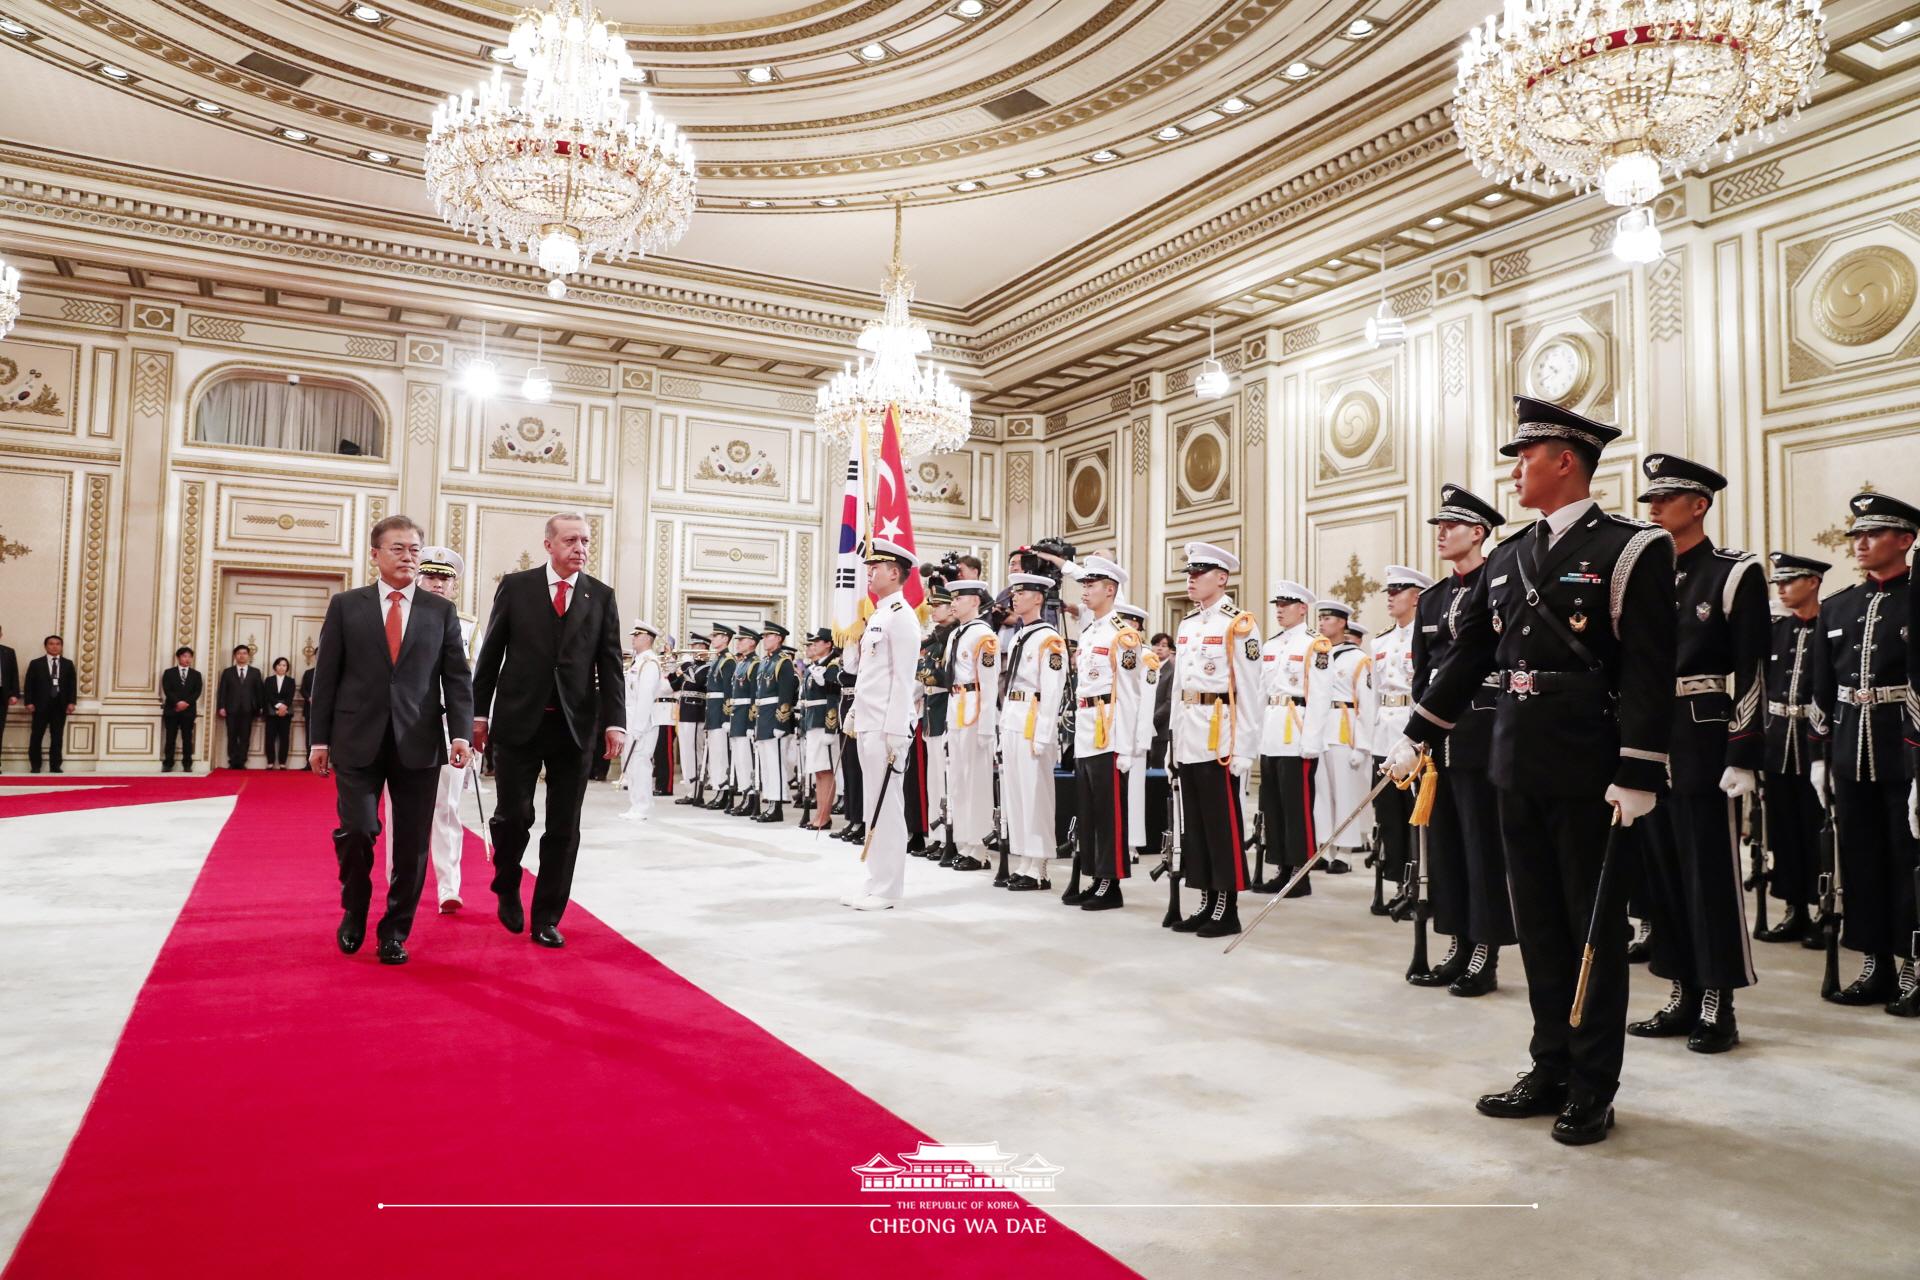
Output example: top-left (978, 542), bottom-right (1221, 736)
top-left (1453, 0), bottom-right (1825, 261)
top-left (0, 255), bottom-right (20, 339)
top-left (424, 0), bottom-right (697, 299)
top-left (814, 201), bottom-right (972, 457)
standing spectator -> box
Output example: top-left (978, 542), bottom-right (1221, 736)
top-left (160, 646), bottom-right (203, 772)
top-left (263, 657), bottom-right (296, 769)
top-left (0, 625), bottom-right (18, 772)
top-left (25, 634), bottom-right (77, 774)
top-left (217, 644), bottom-right (264, 770)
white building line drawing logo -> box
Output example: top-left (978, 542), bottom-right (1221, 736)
top-left (853, 1142), bottom-right (1064, 1193)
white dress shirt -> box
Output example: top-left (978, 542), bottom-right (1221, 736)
top-left (1542, 497), bottom-right (1598, 548)
top-left (379, 577), bottom-right (417, 639)
top-left (544, 563), bottom-right (580, 612)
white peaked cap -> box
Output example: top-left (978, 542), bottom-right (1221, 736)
top-left (1183, 541), bottom-right (1239, 573)
top-left (1383, 565), bottom-right (1434, 591)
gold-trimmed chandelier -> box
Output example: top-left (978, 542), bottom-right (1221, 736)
top-left (0, 255), bottom-right (20, 339)
top-left (1453, 0), bottom-right (1826, 262)
top-left (814, 201), bottom-right (972, 457)
top-left (424, 0), bottom-right (696, 299)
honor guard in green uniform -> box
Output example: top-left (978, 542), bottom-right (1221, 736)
top-left (752, 622), bottom-right (799, 822)
top-left (700, 624), bottom-right (738, 810)
top-left (726, 625), bottom-right (762, 815)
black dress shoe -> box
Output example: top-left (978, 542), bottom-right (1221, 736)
top-left (1006, 874), bottom-right (1041, 891)
top-left (1249, 877), bottom-right (1280, 895)
top-left (1687, 991), bottom-right (1739, 1052)
top-left (377, 938), bottom-right (408, 965)
top-left (1828, 955), bottom-right (1896, 1006)
top-left (1628, 981), bottom-right (1698, 1037)
top-left (1170, 892), bottom-right (1215, 933)
top-left (532, 924), bottom-right (565, 948)
top-left (1885, 984), bottom-right (1920, 1018)
top-left (1080, 880), bottom-right (1124, 911)
top-left (907, 836), bottom-right (927, 855)
top-left (1061, 881), bottom-right (1088, 905)
top-left (1194, 893), bottom-right (1241, 938)
top-left (496, 892), bottom-right (526, 934)
top-left (841, 823), bottom-right (867, 845)
top-left (1282, 875), bottom-right (1312, 898)
top-left (951, 855), bottom-right (988, 872)
top-left (1323, 857), bottom-right (1351, 875)
top-left (1755, 907), bottom-right (1809, 944)
top-left (1551, 1099), bottom-right (1615, 1146)
top-left (937, 850), bottom-right (959, 868)
top-left (1448, 945), bottom-right (1498, 997)
top-left (1408, 939), bottom-right (1467, 987)
top-left (337, 912), bottom-right (367, 955)
top-left (1475, 1068), bottom-right (1569, 1119)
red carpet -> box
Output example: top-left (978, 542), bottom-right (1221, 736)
top-left (2, 772), bottom-right (1135, 1278)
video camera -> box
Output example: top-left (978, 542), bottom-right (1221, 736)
top-left (1015, 537), bottom-right (1076, 587)
top-left (919, 550), bottom-right (964, 595)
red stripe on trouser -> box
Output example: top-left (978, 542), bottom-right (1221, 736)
top-left (1226, 769), bottom-right (1245, 891)
top-left (1300, 761), bottom-right (1316, 862)
top-left (1112, 761), bottom-right (1125, 878)
top-left (917, 733), bottom-right (928, 827)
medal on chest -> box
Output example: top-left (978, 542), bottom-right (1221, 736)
top-left (1696, 602), bottom-right (1712, 621)
top-left (1569, 611), bottom-right (1588, 633)
top-left (1492, 612), bottom-right (1504, 634)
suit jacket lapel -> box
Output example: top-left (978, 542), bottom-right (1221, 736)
top-left (559, 576), bottom-right (589, 651)
top-left (1536, 508), bottom-right (1604, 582)
top-left (395, 589), bottom-right (429, 669)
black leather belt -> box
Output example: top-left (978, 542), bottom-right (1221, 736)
top-left (1077, 695), bottom-right (1111, 709)
top-left (1492, 669), bottom-right (1608, 696)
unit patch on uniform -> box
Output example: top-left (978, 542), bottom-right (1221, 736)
top-left (982, 651), bottom-right (996, 667)
top-left (1048, 651), bottom-right (1064, 671)
top-left (1696, 602), bottom-right (1712, 620)
top-left (1121, 649), bottom-right (1138, 670)
top-left (1244, 638), bottom-right (1260, 659)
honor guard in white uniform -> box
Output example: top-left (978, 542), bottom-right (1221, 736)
top-left (698, 624), bottom-right (738, 809)
top-left (675, 634), bottom-right (710, 801)
top-left (1116, 602), bottom-right (1155, 862)
top-left (1370, 567), bottom-right (1432, 907)
top-left (1168, 543), bottom-right (1265, 937)
top-left (997, 573), bottom-right (1069, 891)
top-left (1255, 581), bottom-right (1330, 896)
top-left (942, 581), bottom-right (1000, 871)
top-left (842, 538), bottom-right (926, 909)
top-left (1311, 600), bottom-right (1375, 874)
top-left (1064, 556), bottom-right (1144, 911)
top-left (400, 545), bottom-right (475, 912)
top-left (726, 625), bottom-right (762, 814)
top-left (798, 628), bottom-right (842, 831)
top-left (622, 622), bottom-right (665, 821)
top-left (751, 622), bottom-right (799, 822)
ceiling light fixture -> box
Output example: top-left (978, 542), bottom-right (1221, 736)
top-left (1425, 215), bottom-right (1446, 227)
top-left (815, 198), bottom-right (972, 456)
top-left (463, 323), bottom-right (499, 399)
top-left (280, 127), bottom-right (312, 141)
top-left (350, 4), bottom-right (384, 23)
top-left (489, 45), bottom-right (515, 62)
top-left (1482, 192), bottom-right (1504, 204)
top-left (1220, 95), bottom-right (1250, 113)
top-left (1020, 166), bottom-right (1049, 178)
top-left (1326, 257), bottom-right (1344, 267)
top-left (746, 198), bottom-right (771, 207)
top-left (1090, 149), bottom-right (1118, 162)
top-left (953, 180), bottom-right (979, 192)
top-left (816, 197), bottom-right (842, 207)
top-left (193, 100), bottom-right (227, 114)
top-left (1281, 277), bottom-right (1299, 285)
top-left (98, 63), bottom-right (132, 80)
top-left (955, 0), bottom-right (985, 15)
top-left (0, 255), bottom-right (21, 340)
top-left (1155, 125), bottom-right (1184, 141)
top-left (0, 16), bottom-right (29, 36)
top-left (1282, 61), bottom-right (1315, 80)
top-left (1345, 18), bottom-right (1376, 38)
top-left (1364, 244), bottom-right (1407, 348)
top-left (1610, 206), bottom-right (1664, 264)
top-left (364, 149), bottom-right (394, 163)
top-left (425, 0), bottom-right (696, 301)
top-left (859, 43), bottom-right (887, 61)
top-left (522, 329), bottom-right (553, 403)
top-left (1194, 316), bottom-right (1231, 400)
top-left (746, 65), bottom-right (774, 83)
top-left (1892, 19), bottom-right (1912, 36)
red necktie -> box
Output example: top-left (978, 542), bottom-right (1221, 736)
top-left (386, 590), bottom-right (404, 662)
top-left (553, 579), bottom-right (570, 616)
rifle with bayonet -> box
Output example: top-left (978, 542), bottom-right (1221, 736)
top-left (1744, 784), bottom-right (1770, 937)
top-left (1818, 768), bottom-right (1843, 1000)
top-left (1151, 768), bottom-right (1184, 927)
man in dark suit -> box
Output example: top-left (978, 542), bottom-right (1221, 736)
top-left (471, 511), bottom-right (626, 948)
top-left (24, 634), bottom-right (77, 774)
top-left (160, 646), bottom-right (203, 772)
top-left (216, 645), bottom-right (264, 769)
top-left (299, 665), bottom-right (317, 769)
top-left (309, 514), bottom-right (473, 965)
top-left (0, 625), bottom-right (19, 773)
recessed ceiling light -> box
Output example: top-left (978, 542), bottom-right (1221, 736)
top-left (489, 45), bottom-right (514, 62)
top-left (1281, 277), bottom-right (1299, 285)
top-left (746, 199), bottom-right (771, 207)
top-left (953, 180), bottom-right (980, 192)
top-left (858, 43), bottom-right (887, 61)
top-left (1326, 257), bottom-right (1344, 267)
top-left (1345, 18), bottom-right (1376, 38)
top-left (364, 149), bottom-right (393, 163)
top-left (193, 100), bottom-right (227, 115)
top-left (1283, 61), bottom-right (1315, 80)
top-left (1220, 95), bottom-right (1250, 114)
top-left (1482, 191), bottom-right (1505, 204)
top-left (97, 63), bottom-right (132, 80)
top-left (1090, 149), bottom-right (1118, 162)
top-left (816, 197), bottom-right (842, 206)
top-left (1020, 166), bottom-right (1049, 178)
top-left (0, 16), bottom-right (29, 36)
top-left (1425, 216), bottom-right (1446, 227)
top-left (280, 127), bottom-right (312, 141)
top-left (1894, 19), bottom-right (1913, 35)
top-left (1155, 125), bottom-right (1184, 141)
top-left (350, 4), bottom-right (383, 22)
top-left (955, 0), bottom-right (985, 15)
top-left (746, 65), bottom-right (774, 83)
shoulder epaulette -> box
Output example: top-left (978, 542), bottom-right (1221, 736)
top-left (1229, 612), bottom-right (1255, 636)
top-left (1181, 607), bottom-right (1200, 620)
top-left (1221, 603), bottom-right (1240, 617)
top-left (889, 600), bottom-right (907, 612)
top-left (1498, 520), bottom-right (1538, 545)
top-left (1042, 633), bottom-right (1067, 652)
top-left (1713, 547), bottom-right (1755, 562)
top-left (1607, 512), bottom-right (1657, 529)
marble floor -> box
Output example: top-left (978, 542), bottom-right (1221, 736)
top-left (4, 777), bottom-right (1914, 1278)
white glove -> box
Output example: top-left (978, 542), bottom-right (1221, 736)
top-left (1605, 784), bottom-right (1658, 827)
top-left (1810, 760), bottom-right (1828, 808)
top-left (1116, 754), bottom-right (1133, 775)
top-left (1718, 767), bottom-right (1758, 799)
top-left (1909, 779), bottom-right (1918, 840)
top-left (886, 733), bottom-right (912, 762)
top-left (1231, 756), bottom-right (1253, 779)
top-left (1382, 735), bottom-right (1421, 781)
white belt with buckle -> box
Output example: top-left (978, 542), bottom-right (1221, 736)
top-left (1676, 674), bottom-right (1730, 696)
top-left (1378, 694), bottom-right (1411, 708)
top-left (753, 696), bottom-right (778, 705)
top-left (1838, 684), bottom-right (1909, 705)
top-left (1766, 701), bottom-right (1807, 718)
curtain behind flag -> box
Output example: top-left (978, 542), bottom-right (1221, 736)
top-left (869, 402), bottom-right (926, 616)
top-left (831, 435), bottom-right (867, 647)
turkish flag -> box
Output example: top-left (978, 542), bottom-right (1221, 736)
top-left (869, 403), bottom-right (924, 611)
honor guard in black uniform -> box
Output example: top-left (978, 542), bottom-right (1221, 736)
top-left (1810, 490), bottom-right (1920, 1014)
top-left (752, 622), bottom-right (798, 822)
top-left (1757, 553), bottom-right (1830, 943)
top-left (1627, 454), bottom-right (1763, 1054)
top-left (726, 625), bottom-right (762, 815)
top-left (1410, 484), bottom-right (1517, 996)
top-left (699, 624), bottom-right (737, 809)
top-left (676, 634), bottom-right (709, 802)
top-left (907, 588), bottom-right (954, 857)
top-left (1387, 397), bottom-right (1677, 1146)
top-left (834, 659), bottom-right (866, 846)
top-left (798, 629), bottom-right (843, 831)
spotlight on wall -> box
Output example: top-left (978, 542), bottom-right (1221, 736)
top-left (522, 330), bottom-right (553, 403)
top-left (1194, 316), bottom-right (1231, 400)
top-left (1611, 206), bottom-right (1664, 264)
top-left (1364, 243), bottom-right (1407, 349)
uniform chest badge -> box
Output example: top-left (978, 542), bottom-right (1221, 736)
top-left (1121, 649), bottom-right (1139, 670)
top-left (1569, 611), bottom-right (1588, 633)
top-left (1204, 660), bottom-right (1219, 675)
top-left (1492, 613), bottom-right (1504, 634)
top-left (1314, 653), bottom-right (1329, 669)
top-left (1696, 602), bottom-right (1712, 621)
top-left (1244, 638), bottom-right (1260, 659)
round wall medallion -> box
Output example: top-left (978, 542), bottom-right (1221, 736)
top-left (1813, 245), bottom-right (1917, 346)
top-left (1528, 337), bottom-right (1591, 405)
top-left (1184, 431), bottom-right (1222, 493)
top-left (1327, 391), bottom-right (1381, 460)
top-left (1069, 458), bottom-right (1106, 526)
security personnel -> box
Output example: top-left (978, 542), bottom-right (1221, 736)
top-left (1116, 602), bottom-right (1156, 865)
top-left (835, 653), bottom-right (866, 846)
top-left (726, 624), bottom-right (762, 815)
top-left (1411, 485), bottom-right (1515, 996)
top-left (842, 537), bottom-right (926, 909)
top-left (907, 588), bottom-right (955, 857)
top-left (1371, 566), bottom-right (1431, 911)
top-left (1386, 396), bottom-right (1677, 1146)
top-left (698, 624), bottom-right (737, 809)
top-left (1810, 490), bottom-right (1920, 1014)
top-left (1256, 582), bottom-right (1329, 896)
top-left (1168, 543), bottom-right (1265, 937)
top-left (752, 622), bottom-right (798, 822)
top-left (1311, 600), bottom-right (1374, 876)
top-left (676, 634), bottom-right (710, 802)
top-left (1758, 552), bottom-right (1830, 944)
top-left (798, 628), bottom-right (842, 831)
top-left (943, 581), bottom-right (1000, 871)
top-left (622, 622), bottom-right (666, 821)
top-left (1065, 556), bottom-right (1143, 911)
top-left (1624, 454), bottom-right (1763, 1054)
top-left (997, 573), bottom-right (1069, 890)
